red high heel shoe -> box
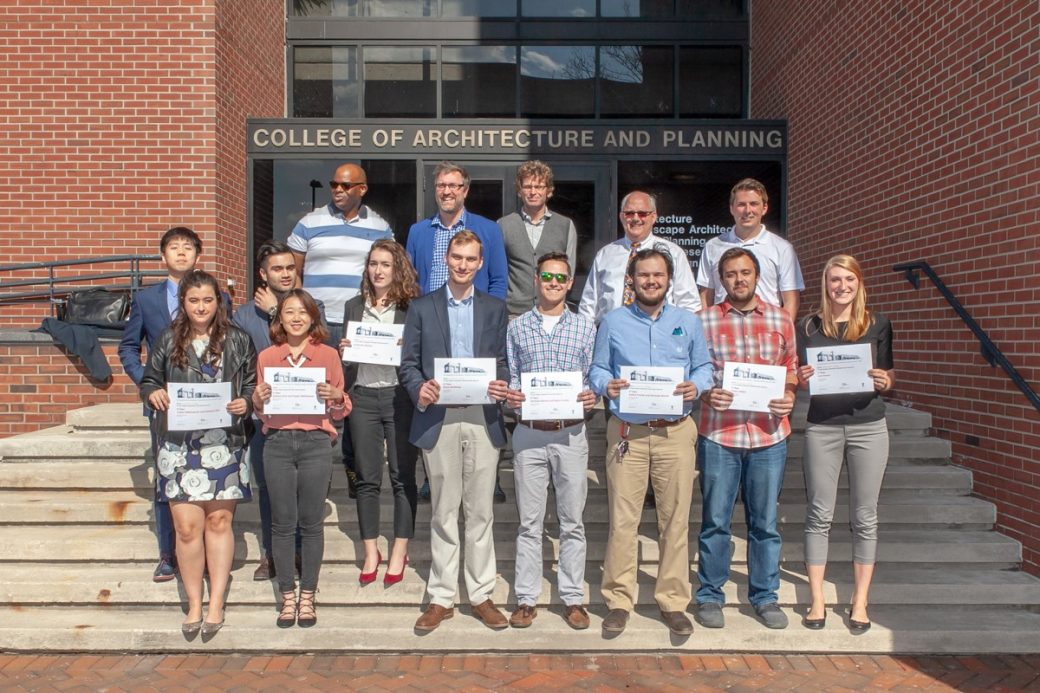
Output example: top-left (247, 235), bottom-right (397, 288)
top-left (359, 551), bottom-right (382, 586)
top-left (383, 556), bottom-right (408, 587)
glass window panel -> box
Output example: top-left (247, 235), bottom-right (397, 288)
top-left (292, 0), bottom-right (359, 16)
top-left (676, 0), bottom-right (744, 19)
top-left (364, 46), bottom-right (436, 118)
top-left (292, 46), bottom-right (360, 118)
top-left (364, 0), bottom-right (434, 16)
top-left (441, 46), bottom-right (517, 118)
top-left (441, 0), bottom-right (517, 16)
top-left (520, 46), bottom-right (595, 118)
top-left (599, 45), bottom-right (673, 117)
top-left (678, 46), bottom-right (743, 117)
top-left (521, 0), bottom-right (595, 17)
top-left (601, 0), bottom-right (672, 18)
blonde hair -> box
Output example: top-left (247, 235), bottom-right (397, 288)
top-left (818, 254), bottom-right (871, 341)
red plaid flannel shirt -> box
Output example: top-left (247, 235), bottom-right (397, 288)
top-left (698, 299), bottom-right (798, 449)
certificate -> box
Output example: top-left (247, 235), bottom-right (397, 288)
top-left (264, 367), bottom-right (325, 416)
top-left (618, 366), bottom-right (684, 416)
top-left (520, 371), bottom-right (584, 420)
top-left (435, 358), bottom-right (495, 405)
top-left (722, 362), bottom-right (787, 413)
top-left (341, 321), bottom-right (405, 366)
top-left (805, 343), bottom-right (874, 396)
top-left (167, 381), bottom-right (232, 431)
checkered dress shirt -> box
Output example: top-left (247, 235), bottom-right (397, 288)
top-left (506, 308), bottom-right (596, 397)
top-left (699, 299), bottom-right (798, 449)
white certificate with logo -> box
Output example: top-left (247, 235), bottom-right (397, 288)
top-left (341, 321), bottom-right (405, 366)
top-left (435, 358), bottom-right (495, 405)
top-left (805, 344), bottom-right (874, 396)
top-left (520, 371), bottom-right (584, 420)
top-left (264, 367), bottom-right (325, 416)
top-left (618, 366), bottom-right (684, 416)
top-left (722, 362), bottom-right (788, 413)
top-left (167, 381), bottom-right (232, 431)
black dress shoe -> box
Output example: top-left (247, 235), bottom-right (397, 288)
top-left (643, 489), bottom-right (656, 509)
top-left (418, 479), bottom-right (431, 503)
top-left (494, 478), bottom-right (506, 504)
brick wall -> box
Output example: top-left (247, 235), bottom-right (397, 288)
top-left (0, 1), bottom-right (284, 327)
top-left (751, 0), bottom-right (1040, 573)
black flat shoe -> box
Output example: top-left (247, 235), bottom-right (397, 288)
top-left (849, 618), bottom-right (871, 634)
top-left (803, 615), bottom-right (826, 630)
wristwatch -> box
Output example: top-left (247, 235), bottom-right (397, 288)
top-left (267, 305), bottom-right (278, 318)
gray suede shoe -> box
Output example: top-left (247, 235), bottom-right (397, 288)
top-left (696, 602), bottom-right (725, 629)
top-left (754, 602), bottom-right (789, 629)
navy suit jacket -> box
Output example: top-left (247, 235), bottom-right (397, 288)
top-left (399, 287), bottom-right (509, 450)
top-left (118, 281), bottom-right (232, 385)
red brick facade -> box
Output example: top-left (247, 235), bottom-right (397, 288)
top-left (751, 0), bottom-right (1040, 573)
top-left (0, 1), bottom-right (284, 327)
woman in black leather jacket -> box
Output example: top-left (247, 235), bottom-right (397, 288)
top-left (139, 270), bottom-right (257, 638)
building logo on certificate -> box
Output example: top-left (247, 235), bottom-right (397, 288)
top-left (628, 369), bottom-right (673, 383)
top-left (175, 386), bottom-right (222, 399)
top-left (731, 366), bottom-right (777, 381)
top-left (528, 375), bottom-right (573, 388)
top-left (815, 349), bottom-right (859, 362)
top-left (271, 371), bottom-right (318, 383)
top-left (443, 362), bottom-right (488, 375)
top-left (354, 324), bottom-right (397, 339)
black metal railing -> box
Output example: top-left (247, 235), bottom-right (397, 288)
top-left (893, 260), bottom-right (1040, 412)
top-left (0, 254), bottom-right (164, 318)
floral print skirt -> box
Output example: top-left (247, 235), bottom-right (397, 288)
top-left (155, 428), bottom-right (252, 502)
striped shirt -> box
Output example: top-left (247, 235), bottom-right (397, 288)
top-left (287, 203), bottom-right (393, 324)
top-left (699, 299), bottom-right (798, 449)
top-left (507, 307), bottom-right (596, 396)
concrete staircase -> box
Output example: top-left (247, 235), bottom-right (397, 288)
top-left (1, 402), bottom-right (1039, 653)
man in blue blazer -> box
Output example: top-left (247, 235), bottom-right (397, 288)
top-left (118, 227), bottom-right (229, 582)
top-left (400, 230), bottom-right (510, 633)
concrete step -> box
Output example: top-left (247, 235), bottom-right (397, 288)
top-left (4, 563), bottom-right (1038, 609)
top-left (0, 526), bottom-right (1020, 566)
top-left (0, 604), bottom-right (1036, 654)
top-left (0, 490), bottom-right (995, 528)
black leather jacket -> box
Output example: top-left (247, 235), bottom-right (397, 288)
top-left (140, 324), bottom-right (257, 447)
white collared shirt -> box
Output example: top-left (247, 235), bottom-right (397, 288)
top-left (695, 225), bottom-right (804, 308)
top-left (355, 301), bottom-right (399, 388)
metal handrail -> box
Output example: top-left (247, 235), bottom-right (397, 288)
top-left (0, 254), bottom-right (163, 317)
top-left (893, 260), bottom-right (1040, 412)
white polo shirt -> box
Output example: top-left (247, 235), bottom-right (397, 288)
top-left (695, 225), bottom-right (804, 308)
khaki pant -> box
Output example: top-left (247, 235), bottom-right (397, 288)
top-left (601, 416), bottom-right (698, 612)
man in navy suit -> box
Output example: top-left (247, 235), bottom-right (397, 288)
top-left (400, 230), bottom-right (511, 633)
top-left (118, 227), bottom-right (216, 582)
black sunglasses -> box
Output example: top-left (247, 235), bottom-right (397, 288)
top-left (328, 180), bottom-right (365, 191)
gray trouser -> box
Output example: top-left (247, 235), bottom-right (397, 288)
top-left (802, 418), bottom-right (889, 565)
top-left (512, 421), bottom-right (589, 607)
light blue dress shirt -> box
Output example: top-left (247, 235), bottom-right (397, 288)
top-left (165, 279), bottom-right (178, 318)
top-left (589, 302), bottom-right (714, 424)
top-left (446, 284), bottom-right (475, 358)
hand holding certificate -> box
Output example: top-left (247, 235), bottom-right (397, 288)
top-left (617, 366), bottom-right (684, 416)
top-left (520, 371), bottom-right (584, 420)
top-left (167, 381), bottom-right (232, 431)
top-left (804, 344), bottom-right (874, 396)
top-left (341, 321), bottom-right (405, 366)
top-left (263, 367), bottom-right (325, 415)
top-left (434, 358), bottom-right (496, 405)
top-left (721, 362), bottom-right (788, 413)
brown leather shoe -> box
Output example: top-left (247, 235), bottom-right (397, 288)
top-left (509, 604), bottom-right (537, 628)
top-left (660, 610), bottom-right (694, 635)
top-left (602, 608), bottom-right (629, 633)
top-left (252, 554), bottom-right (275, 581)
top-left (471, 599), bottom-right (508, 630)
top-left (564, 605), bottom-right (590, 630)
top-left (414, 604), bottom-right (454, 632)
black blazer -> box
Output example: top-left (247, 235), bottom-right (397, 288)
top-left (399, 287), bottom-right (509, 450)
top-left (341, 294), bottom-right (407, 393)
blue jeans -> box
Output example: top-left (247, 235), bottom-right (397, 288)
top-left (696, 436), bottom-right (787, 608)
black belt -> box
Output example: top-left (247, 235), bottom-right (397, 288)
top-left (519, 419), bottom-right (584, 431)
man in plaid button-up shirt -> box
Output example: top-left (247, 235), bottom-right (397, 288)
top-left (504, 252), bottom-right (597, 631)
top-left (695, 247), bottom-right (798, 632)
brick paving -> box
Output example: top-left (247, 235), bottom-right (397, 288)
top-left (0, 654), bottom-right (1038, 691)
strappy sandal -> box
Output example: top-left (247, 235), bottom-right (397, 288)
top-left (277, 590), bottom-right (297, 628)
top-left (298, 589), bottom-right (317, 628)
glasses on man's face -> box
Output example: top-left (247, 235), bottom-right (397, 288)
top-left (329, 181), bottom-right (365, 191)
top-left (435, 182), bottom-right (466, 192)
top-left (521, 184), bottom-right (548, 192)
top-left (621, 210), bottom-right (654, 219)
top-left (539, 271), bottom-right (569, 283)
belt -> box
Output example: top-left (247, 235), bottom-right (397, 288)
top-left (519, 418), bottom-right (584, 431)
top-left (631, 415), bottom-right (688, 429)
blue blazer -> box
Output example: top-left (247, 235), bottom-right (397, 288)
top-left (405, 210), bottom-right (508, 300)
top-left (118, 281), bottom-right (232, 385)
top-left (399, 287), bottom-right (509, 450)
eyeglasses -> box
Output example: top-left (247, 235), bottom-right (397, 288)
top-left (521, 184), bottom-right (548, 192)
top-left (539, 271), bottom-right (570, 283)
top-left (621, 210), bottom-right (654, 219)
top-left (329, 181), bottom-right (365, 191)
top-left (435, 182), bottom-right (466, 192)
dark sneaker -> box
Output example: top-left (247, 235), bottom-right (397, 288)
top-left (754, 602), bottom-right (789, 630)
top-left (418, 479), bottom-right (431, 503)
top-left (153, 555), bottom-right (177, 583)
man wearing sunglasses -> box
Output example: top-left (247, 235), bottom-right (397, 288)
top-left (502, 252), bottom-right (597, 631)
top-left (578, 191), bottom-right (701, 324)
